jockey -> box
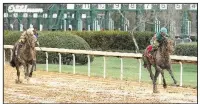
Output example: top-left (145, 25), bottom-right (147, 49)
top-left (143, 27), bottom-right (168, 68)
top-left (146, 27), bottom-right (168, 58)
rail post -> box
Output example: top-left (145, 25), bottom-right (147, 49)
top-left (179, 61), bottom-right (183, 86)
top-left (103, 56), bottom-right (106, 78)
top-left (138, 59), bottom-right (142, 83)
top-left (87, 55), bottom-right (90, 77)
top-left (120, 57), bottom-right (123, 80)
top-left (58, 53), bottom-right (61, 73)
top-left (72, 54), bottom-right (76, 74)
top-left (10, 49), bottom-right (12, 61)
top-left (45, 52), bottom-right (48, 72)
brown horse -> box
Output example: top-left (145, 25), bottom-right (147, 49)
top-left (142, 37), bottom-right (177, 93)
top-left (10, 28), bottom-right (37, 83)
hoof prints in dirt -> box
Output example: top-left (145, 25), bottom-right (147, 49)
top-left (4, 64), bottom-right (197, 103)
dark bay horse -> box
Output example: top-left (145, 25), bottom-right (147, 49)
top-left (10, 28), bottom-right (37, 83)
top-left (143, 37), bottom-right (177, 93)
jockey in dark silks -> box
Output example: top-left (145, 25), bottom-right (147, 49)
top-left (143, 27), bottom-right (169, 68)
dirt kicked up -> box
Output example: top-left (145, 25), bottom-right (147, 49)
top-left (4, 64), bottom-right (197, 103)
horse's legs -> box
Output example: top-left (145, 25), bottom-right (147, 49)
top-left (15, 66), bottom-right (22, 83)
top-left (29, 69), bottom-right (33, 77)
top-left (33, 50), bottom-right (37, 71)
top-left (143, 55), bottom-right (154, 81)
top-left (153, 70), bottom-right (160, 93)
top-left (167, 66), bottom-right (177, 85)
top-left (23, 64), bottom-right (29, 79)
top-left (24, 64), bottom-right (32, 83)
top-left (160, 70), bottom-right (167, 88)
top-left (29, 63), bottom-right (35, 77)
top-left (147, 64), bottom-right (154, 82)
top-left (32, 60), bottom-right (36, 71)
top-left (29, 59), bottom-right (36, 77)
top-left (27, 64), bottom-right (33, 78)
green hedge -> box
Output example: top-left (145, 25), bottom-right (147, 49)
top-left (4, 31), bottom-right (21, 44)
top-left (5, 30), bottom-right (197, 59)
top-left (71, 31), bottom-right (154, 51)
top-left (4, 31), bottom-right (154, 52)
top-left (4, 31), bottom-right (94, 65)
top-left (174, 42), bottom-right (197, 57)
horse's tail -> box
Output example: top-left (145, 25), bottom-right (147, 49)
top-left (10, 57), bottom-right (16, 67)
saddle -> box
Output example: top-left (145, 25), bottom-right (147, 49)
top-left (144, 46), bottom-right (157, 64)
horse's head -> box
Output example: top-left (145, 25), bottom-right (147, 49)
top-left (160, 37), bottom-right (174, 55)
top-left (24, 28), bottom-right (38, 48)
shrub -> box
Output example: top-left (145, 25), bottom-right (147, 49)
top-left (4, 31), bottom-right (94, 65)
top-left (37, 32), bottom-right (94, 65)
top-left (174, 42), bottom-right (197, 57)
top-left (4, 31), bottom-right (21, 45)
top-left (72, 31), bottom-right (154, 51)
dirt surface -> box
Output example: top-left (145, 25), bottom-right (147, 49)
top-left (4, 63), bottom-right (197, 103)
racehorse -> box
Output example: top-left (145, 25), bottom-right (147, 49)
top-left (142, 37), bottom-right (177, 93)
top-left (10, 28), bottom-right (37, 83)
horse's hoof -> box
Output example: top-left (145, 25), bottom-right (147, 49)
top-left (25, 76), bottom-right (28, 79)
top-left (29, 74), bottom-right (32, 77)
top-left (15, 79), bottom-right (18, 84)
top-left (15, 79), bottom-right (22, 84)
top-left (19, 80), bottom-right (22, 83)
top-left (153, 90), bottom-right (160, 93)
top-left (163, 84), bottom-right (167, 89)
top-left (172, 83), bottom-right (179, 87)
top-left (27, 78), bottom-right (30, 83)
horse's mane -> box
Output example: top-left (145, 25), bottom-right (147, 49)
top-left (158, 37), bottom-right (173, 60)
top-left (23, 28), bottom-right (36, 48)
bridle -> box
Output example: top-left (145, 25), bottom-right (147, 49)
top-left (25, 30), bottom-right (37, 49)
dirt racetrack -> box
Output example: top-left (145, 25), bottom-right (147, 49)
top-left (4, 63), bottom-right (197, 103)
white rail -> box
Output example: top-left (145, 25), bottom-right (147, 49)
top-left (4, 45), bottom-right (197, 86)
